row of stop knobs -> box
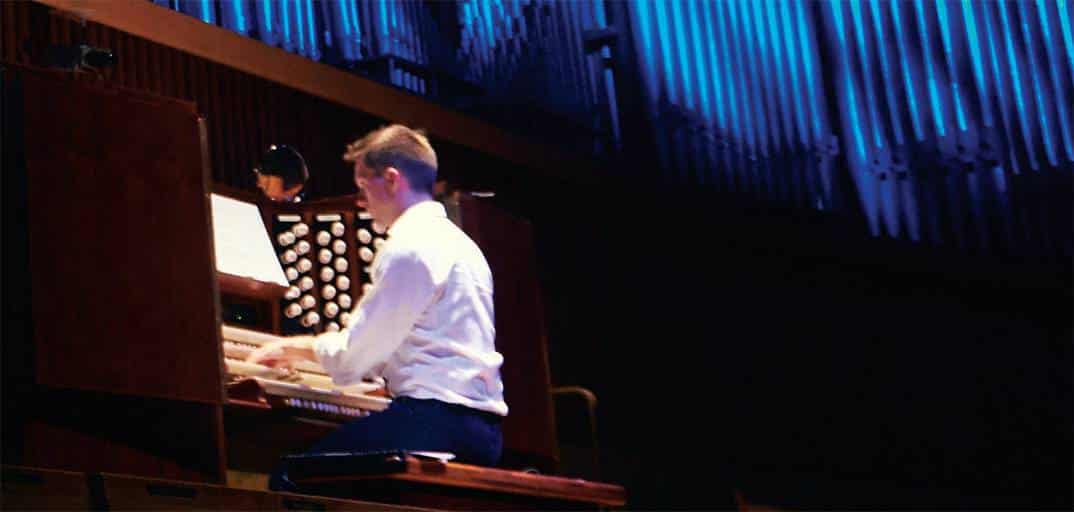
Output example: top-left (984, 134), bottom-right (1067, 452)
top-left (275, 216), bottom-right (386, 332)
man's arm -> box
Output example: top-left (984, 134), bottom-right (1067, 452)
top-left (312, 247), bottom-right (439, 385)
top-left (247, 247), bottom-right (439, 385)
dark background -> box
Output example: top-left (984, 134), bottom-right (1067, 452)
top-left (458, 165), bottom-right (1072, 509)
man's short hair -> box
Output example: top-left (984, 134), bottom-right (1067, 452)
top-left (344, 124), bottom-right (438, 195)
top-left (256, 145), bottom-right (309, 188)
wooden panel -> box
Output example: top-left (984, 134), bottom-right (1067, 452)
top-left (269, 492), bottom-right (434, 512)
top-left (105, 472), bottom-right (433, 511)
top-left (218, 273), bottom-right (288, 302)
top-left (24, 388), bottom-right (227, 483)
top-left (459, 197), bottom-right (559, 472)
top-left (223, 403), bottom-right (338, 475)
top-left (102, 472), bottom-right (272, 510)
top-left (1, 465), bottom-right (94, 510)
top-left (19, 65), bottom-right (225, 403)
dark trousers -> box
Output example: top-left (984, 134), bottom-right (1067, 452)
top-left (269, 396), bottom-right (503, 491)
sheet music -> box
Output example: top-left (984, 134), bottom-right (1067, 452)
top-left (210, 193), bottom-right (289, 286)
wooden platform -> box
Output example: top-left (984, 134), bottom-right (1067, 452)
top-left (290, 454), bottom-right (627, 511)
top-left (2, 465), bottom-right (433, 511)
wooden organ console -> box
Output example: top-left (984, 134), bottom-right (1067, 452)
top-left (211, 187), bottom-right (397, 425)
top-left (4, 62), bottom-right (560, 494)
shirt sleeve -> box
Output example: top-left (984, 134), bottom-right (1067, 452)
top-left (312, 247), bottom-right (439, 385)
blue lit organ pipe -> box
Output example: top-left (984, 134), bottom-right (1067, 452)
top-left (869, 2), bottom-right (904, 147)
top-left (153, 0), bottom-right (1070, 253)
top-left (172, 0), bottom-right (216, 25)
top-left (221, 0), bottom-right (249, 36)
top-left (828, 0), bottom-right (882, 235)
top-left (755, 0), bottom-right (788, 195)
top-left (256, 0), bottom-right (278, 48)
top-left (779, 1), bottom-right (808, 149)
top-left (935, 0), bottom-right (969, 132)
top-left (913, 0), bottom-right (948, 139)
top-left (820, 0), bottom-right (1072, 248)
top-left (765, 1), bottom-right (795, 152)
top-left (727, 0), bottom-right (759, 159)
top-left (960, 0), bottom-right (992, 130)
top-left (453, 0), bottom-right (618, 152)
top-left (996, 0), bottom-right (1039, 170)
top-left (1061, 1), bottom-right (1074, 88)
top-left (665, 0), bottom-right (700, 181)
top-left (739, 0), bottom-right (770, 160)
top-left (849, 0), bottom-right (884, 152)
top-left (981, 0), bottom-right (1021, 174)
top-left (1037, 0), bottom-right (1073, 162)
top-left (852, 1), bottom-right (901, 236)
top-left (625, 0), bottom-right (834, 201)
top-left (1016, 0), bottom-right (1058, 167)
top-left (755, 0), bottom-right (782, 156)
top-left (890, 0), bottom-right (925, 142)
top-left (723, 0), bottom-right (756, 188)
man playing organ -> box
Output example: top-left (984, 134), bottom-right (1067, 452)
top-left (245, 124), bottom-right (508, 491)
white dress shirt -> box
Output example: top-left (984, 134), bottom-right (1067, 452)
top-left (313, 200), bottom-right (508, 417)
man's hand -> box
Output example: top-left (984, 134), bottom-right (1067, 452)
top-left (245, 336), bottom-right (317, 369)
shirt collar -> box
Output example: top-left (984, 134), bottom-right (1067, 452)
top-left (388, 200), bottom-right (447, 235)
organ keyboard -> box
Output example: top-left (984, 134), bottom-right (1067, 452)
top-left (221, 324), bottom-right (390, 421)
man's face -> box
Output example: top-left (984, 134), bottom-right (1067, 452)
top-left (256, 173), bottom-right (303, 201)
top-left (256, 174), bottom-right (287, 200)
top-left (353, 160), bottom-right (392, 222)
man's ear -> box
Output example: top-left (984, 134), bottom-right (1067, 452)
top-left (384, 167), bottom-right (402, 190)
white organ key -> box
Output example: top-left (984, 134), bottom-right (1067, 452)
top-left (298, 276), bottom-right (314, 291)
top-left (339, 312), bottom-right (351, 326)
top-left (285, 267), bottom-right (299, 281)
top-left (321, 284), bottom-right (337, 300)
top-left (299, 294), bottom-right (316, 309)
top-left (332, 240), bottom-right (347, 255)
top-left (301, 311), bottom-right (320, 327)
top-left (373, 238), bottom-right (385, 251)
top-left (318, 248), bottom-right (333, 264)
top-left (292, 223), bottom-right (309, 237)
top-left (338, 293), bottom-right (352, 309)
top-left (280, 249), bottom-right (297, 264)
top-left (336, 275), bottom-right (351, 290)
top-left (372, 221), bottom-right (385, 234)
top-left (284, 285), bottom-right (301, 300)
